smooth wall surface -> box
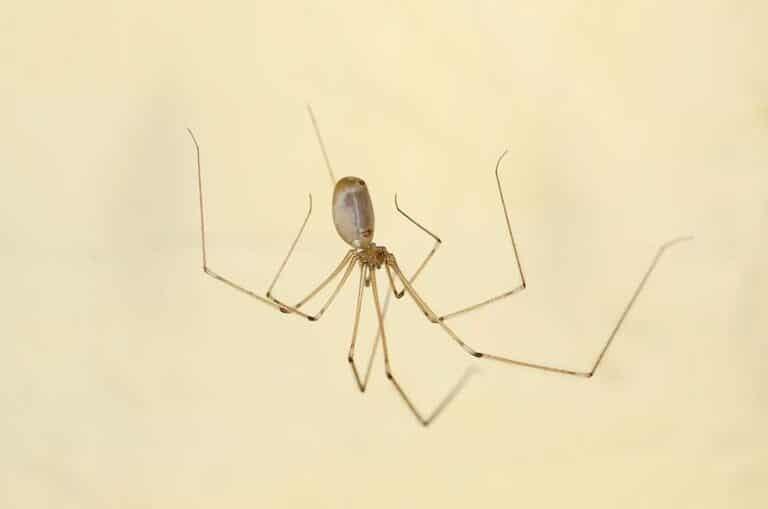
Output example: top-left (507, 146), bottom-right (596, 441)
top-left (2, 1), bottom-right (766, 507)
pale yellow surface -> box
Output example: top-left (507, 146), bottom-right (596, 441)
top-left (2, 1), bottom-right (767, 507)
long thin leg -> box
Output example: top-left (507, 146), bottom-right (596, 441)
top-left (351, 195), bottom-right (446, 391)
top-left (188, 127), bottom-right (349, 319)
top-left (437, 150), bottom-right (527, 322)
top-left (188, 127), bottom-right (281, 310)
top-left (348, 275), bottom-right (398, 395)
top-left (294, 251), bottom-right (355, 308)
top-left (266, 250), bottom-right (353, 309)
top-left (370, 193), bottom-right (446, 323)
top-left (269, 254), bottom-right (358, 321)
top-left (265, 194), bottom-right (315, 297)
top-left (348, 263), bottom-right (376, 391)
top-left (349, 260), bottom-right (421, 394)
top-left (388, 236), bottom-right (692, 378)
top-left (394, 194), bottom-right (442, 285)
top-left (306, 104), bottom-right (336, 186)
top-left (384, 263), bottom-right (405, 298)
top-left (370, 269), bottom-right (475, 427)
top-left (388, 258), bottom-right (441, 323)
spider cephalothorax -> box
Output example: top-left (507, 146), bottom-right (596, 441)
top-left (356, 243), bottom-right (391, 269)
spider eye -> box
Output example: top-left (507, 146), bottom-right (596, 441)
top-left (358, 179), bottom-right (366, 186)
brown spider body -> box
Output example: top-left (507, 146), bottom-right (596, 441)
top-left (187, 106), bottom-right (689, 427)
top-left (332, 176), bottom-right (375, 248)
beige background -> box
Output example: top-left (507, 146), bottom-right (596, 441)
top-left (2, 1), bottom-right (767, 507)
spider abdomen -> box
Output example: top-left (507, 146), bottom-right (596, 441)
top-left (332, 177), bottom-right (375, 248)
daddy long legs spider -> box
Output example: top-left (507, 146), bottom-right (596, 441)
top-left (187, 106), bottom-right (691, 427)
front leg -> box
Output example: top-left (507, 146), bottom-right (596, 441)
top-left (189, 128), bottom-right (295, 313)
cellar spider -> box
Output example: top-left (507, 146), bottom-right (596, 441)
top-left (187, 106), bottom-right (691, 427)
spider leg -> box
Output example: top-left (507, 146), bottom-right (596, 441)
top-left (263, 195), bottom-right (314, 299)
top-left (351, 256), bottom-right (430, 394)
top-left (306, 104), bottom-right (336, 186)
top-left (189, 127), bottom-right (355, 321)
top-left (386, 259), bottom-right (441, 323)
top-left (437, 150), bottom-right (527, 322)
top-left (370, 268), bottom-right (475, 426)
top-left (383, 263), bottom-right (405, 298)
top-left (268, 254), bottom-right (358, 321)
top-left (356, 196), bottom-right (445, 379)
top-left (394, 193), bottom-right (442, 285)
top-left (189, 127), bottom-right (286, 311)
top-left (294, 252), bottom-right (357, 309)
top-left (388, 236), bottom-right (692, 378)
top-left (347, 263), bottom-right (377, 392)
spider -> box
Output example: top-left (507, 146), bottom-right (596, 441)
top-left (187, 106), bottom-right (690, 427)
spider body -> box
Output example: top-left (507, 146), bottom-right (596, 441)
top-left (187, 107), bottom-right (689, 427)
top-left (332, 176), bottom-right (375, 248)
